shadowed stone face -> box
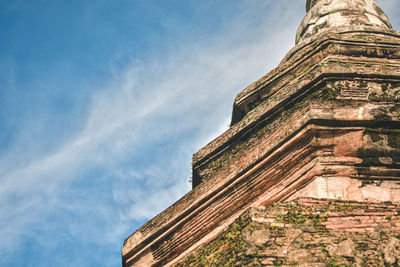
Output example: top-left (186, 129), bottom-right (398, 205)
top-left (306, 0), bottom-right (320, 11)
top-left (298, 0), bottom-right (392, 44)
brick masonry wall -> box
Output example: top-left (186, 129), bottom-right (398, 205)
top-left (123, 27), bottom-right (400, 267)
top-left (175, 198), bottom-right (400, 266)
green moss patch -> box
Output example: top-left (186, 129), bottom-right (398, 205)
top-left (388, 133), bottom-right (400, 148)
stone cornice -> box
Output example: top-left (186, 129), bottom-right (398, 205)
top-left (198, 32), bottom-right (400, 168)
top-left (232, 28), bottom-right (400, 125)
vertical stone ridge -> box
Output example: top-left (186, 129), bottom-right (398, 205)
top-left (306, 0), bottom-right (320, 11)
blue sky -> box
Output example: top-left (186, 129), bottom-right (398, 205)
top-left (1, 0), bottom-right (399, 266)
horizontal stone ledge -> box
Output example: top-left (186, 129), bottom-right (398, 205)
top-left (195, 74), bottom-right (400, 166)
top-left (123, 124), bottom-right (400, 266)
top-left (234, 28), bottom-right (400, 109)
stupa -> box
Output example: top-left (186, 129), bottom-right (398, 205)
top-left (122, 0), bottom-right (400, 266)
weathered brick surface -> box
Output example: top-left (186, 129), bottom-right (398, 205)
top-left (298, 0), bottom-right (392, 44)
top-left (122, 1), bottom-right (400, 266)
top-left (175, 198), bottom-right (400, 267)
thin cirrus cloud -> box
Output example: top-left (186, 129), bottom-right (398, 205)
top-left (1, 0), bottom-right (399, 266)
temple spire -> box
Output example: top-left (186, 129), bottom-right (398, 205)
top-left (297, 0), bottom-right (392, 44)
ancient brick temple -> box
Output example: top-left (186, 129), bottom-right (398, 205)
top-left (122, 0), bottom-right (400, 266)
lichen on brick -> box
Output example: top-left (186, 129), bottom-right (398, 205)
top-left (174, 199), bottom-right (400, 267)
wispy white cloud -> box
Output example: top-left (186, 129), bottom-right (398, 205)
top-left (0, 2), bottom-right (308, 263)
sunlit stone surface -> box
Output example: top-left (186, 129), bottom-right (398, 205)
top-left (122, 1), bottom-right (400, 266)
top-left (298, 0), bottom-right (392, 43)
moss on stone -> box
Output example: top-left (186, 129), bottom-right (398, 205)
top-left (174, 211), bottom-right (261, 267)
top-left (366, 131), bottom-right (384, 143)
top-left (388, 133), bottom-right (400, 148)
top-left (175, 199), bottom-right (400, 266)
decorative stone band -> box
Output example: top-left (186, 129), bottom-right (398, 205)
top-left (297, 0), bottom-right (392, 44)
top-left (209, 29), bottom-right (400, 171)
top-left (231, 27), bottom-right (400, 127)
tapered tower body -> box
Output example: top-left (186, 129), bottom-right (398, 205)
top-left (122, 1), bottom-right (400, 266)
